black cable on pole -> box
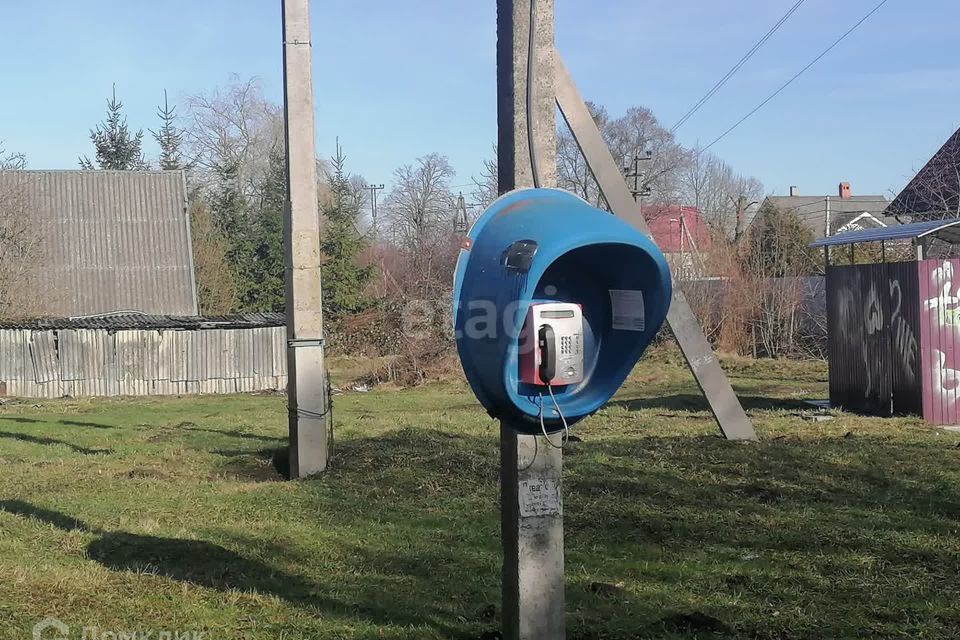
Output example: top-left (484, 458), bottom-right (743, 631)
top-left (700, 0), bottom-right (892, 155)
top-left (526, 0), bottom-right (541, 188)
top-left (671, 0), bottom-right (807, 133)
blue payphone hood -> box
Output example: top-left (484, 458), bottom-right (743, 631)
top-left (453, 188), bottom-right (672, 433)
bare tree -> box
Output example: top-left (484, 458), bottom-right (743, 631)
top-left (680, 150), bottom-right (729, 227)
top-left (0, 142), bottom-right (26, 170)
top-left (347, 173), bottom-right (371, 227)
top-left (188, 198), bottom-right (237, 314)
top-left (182, 76), bottom-right (285, 198)
top-left (472, 145), bottom-right (499, 209)
top-left (739, 203), bottom-right (818, 358)
top-left (729, 174), bottom-right (765, 240)
top-left (604, 106), bottom-right (687, 204)
top-left (680, 148), bottom-right (764, 237)
top-left (382, 153), bottom-right (458, 295)
top-left (557, 102), bottom-right (686, 208)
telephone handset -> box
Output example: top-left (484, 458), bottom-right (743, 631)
top-left (538, 325), bottom-right (557, 382)
top-left (519, 302), bottom-right (584, 387)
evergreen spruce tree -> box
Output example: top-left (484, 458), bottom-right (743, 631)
top-left (321, 143), bottom-right (375, 320)
top-left (150, 90), bottom-right (186, 171)
top-left (79, 85), bottom-right (147, 170)
top-left (246, 148), bottom-right (287, 312)
top-left (207, 142), bottom-right (374, 316)
top-left (209, 161), bottom-right (255, 310)
top-left (208, 150), bottom-right (286, 313)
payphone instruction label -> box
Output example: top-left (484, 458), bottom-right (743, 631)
top-left (519, 478), bottom-right (562, 517)
top-left (609, 289), bottom-right (645, 331)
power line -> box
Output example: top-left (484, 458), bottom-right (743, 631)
top-left (785, 198), bottom-right (892, 210)
top-left (699, 0), bottom-right (892, 155)
top-left (671, 0), bottom-right (807, 133)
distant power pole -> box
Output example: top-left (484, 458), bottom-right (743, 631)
top-left (824, 196), bottom-right (832, 267)
top-left (368, 183), bottom-right (385, 224)
top-left (824, 196), bottom-right (831, 238)
top-left (623, 151), bottom-right (652, 212)
top-left (281, 0), bottom-right (329, 478)
top-left (453, 192), bottom-right (469, 234)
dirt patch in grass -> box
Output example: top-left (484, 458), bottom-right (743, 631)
top-left (123, 468), bottom-right (171, 481)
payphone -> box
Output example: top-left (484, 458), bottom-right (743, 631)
top-left (453, 188), bottom-right (671, 434)
top-left (519, 302), bottom-right (584, 387)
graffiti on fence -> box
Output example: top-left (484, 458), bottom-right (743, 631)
top-left (827, 262), bottom-right (924, 417)
top-left (863, 281), bottom-right (882, 398)
top-left (889, 279), bottom-right (918, 386)
top-left (921, 260), bottom-right (960, 418)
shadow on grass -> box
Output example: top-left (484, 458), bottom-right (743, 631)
top-left (178, 422), bottom-right (285, 443)
top-left (326, 427), bottom-right (960, 637)
top-left (0, 499), bottom-right (465, 637)
top-left (60, 419), bottom-right (118, 429)
top-left (0, 416), bottom-right (116, 430)
top-left (213, 446), bottom-right (289, 481)
top-left (610, 393), bottom-right (814, 413)
top-left (0, 430), bottom-right (111, 455)
top-left (561, 433), bottom-right (960, 560)
top-left (6, 421), bottom-right (960, 639)
top-left (0, 500), bottom-right (91, 532)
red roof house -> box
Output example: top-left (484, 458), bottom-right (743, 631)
top-left (643, 205), bottom-right (714, 254)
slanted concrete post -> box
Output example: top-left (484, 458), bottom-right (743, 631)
top-left (554, 57), bottom-right (757, 442)
top-left (497, 0), bottom-right (564, 638)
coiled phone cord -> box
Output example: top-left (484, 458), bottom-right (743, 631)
top-left (538, 382), bottom-right (570, 449)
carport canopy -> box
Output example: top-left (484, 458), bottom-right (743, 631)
top-left (810, 218), bottom-right (960, 248)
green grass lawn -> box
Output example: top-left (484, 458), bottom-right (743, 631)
top-left (2, 347), bottom-right (960, 639)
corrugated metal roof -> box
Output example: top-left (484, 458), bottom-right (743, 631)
top-left (0, 312), bottom-right (285, 331)
top-left (809, 218), bottom-right (960, 248)
top-left (0, 170), bottom-right (198, 317)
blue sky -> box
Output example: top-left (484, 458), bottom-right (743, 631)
top-left (1, 0), bottom-right (957, 199)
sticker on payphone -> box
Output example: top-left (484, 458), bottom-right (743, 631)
top-left (609, 289), bottom-right (645, 331)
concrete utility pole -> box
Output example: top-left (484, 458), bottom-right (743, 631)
top-left (824, 196), bottom-right (832, 267)
top-left (453, 192), bottom-right (469, 234)
top-left (368, 183), bottom-right (385, 224)
top-left (282, 0), bottom-right (329, 478)
top-left (497, 1), bottom-right (564, 638)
